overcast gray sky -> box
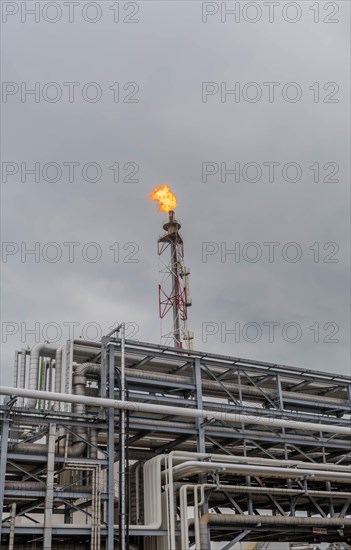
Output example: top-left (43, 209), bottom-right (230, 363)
top-left (1, 0), bottom-right (350, 388)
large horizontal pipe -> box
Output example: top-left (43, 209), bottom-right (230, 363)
top-left (125, 368), bottom-right (350, 408)
top-left (72, 339), bottom-right (350, 400)
top-left (73, 338), bottom-right (351, 384)
top-left (181, 482), bottom-right (351, 500)
top-left (169, 460), bottom-right (351, 483)
top-left (4, 482), bottom-right (90, 493)
top-left (1, 386), bottom-right (351, 436)
top-left (168, 451), bottom-right (351, 473)
top-left (199, 513), bottom-right (351, 550)
top-left (7, 364), bottom-right (100, 456)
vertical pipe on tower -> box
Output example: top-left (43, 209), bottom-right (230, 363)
top-left (170, 232), bottom-right (181, 349)
top-left (159, 209), bottom-right (193, 349)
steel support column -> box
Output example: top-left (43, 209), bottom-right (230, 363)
top-left (194, 358), bottom-right (206, 454)
top-left (8, 502), bottom-right (16, 550)
top-left (0, 397), bottom-right (16, 543)
top-left (106, 340), bottom-right (115, 550)
top-left (119, 324), bottom-right (127, 550)
top-left (43, 422), bottom-right (56, 549)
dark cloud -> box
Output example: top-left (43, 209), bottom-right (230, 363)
top-left (1, 1), bottom-right (350, 388)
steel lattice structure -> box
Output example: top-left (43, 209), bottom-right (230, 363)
top-left (158, 211), bottom-right (193, 350)
top-left (0, 337), bottom-right (351, 549)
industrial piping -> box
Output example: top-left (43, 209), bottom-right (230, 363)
top-left (2, 385), bottom-right (351, 436)
top-left (12, 363), bottom-right (101, 457)
top-left (199, 514), bottom-right (351, 550)
top-left (26, 343), bottom-right (57, 408)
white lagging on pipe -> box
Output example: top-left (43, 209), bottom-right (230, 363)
top-left (26, 343), bottom-right (58, 408)
top-left (161, 451), bottom-right (351, 550)
top-left (2, 385), bottom-right (350, 436)
top-left (199, 514), bottom-right (351, 550)
top-left (171, 461), bottom-right (351, 483)
top-left (54, 344), bottom-right (65, 394)
top-left (13, 351), bottom-right (20, 387)
top-left (180, 483), bottom-right (351, 550)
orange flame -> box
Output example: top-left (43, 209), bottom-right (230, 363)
top-left (148, 184), bottom-right (177, 213)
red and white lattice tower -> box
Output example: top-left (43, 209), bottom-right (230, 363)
top-left (158, 210), bottom-right (193, 349)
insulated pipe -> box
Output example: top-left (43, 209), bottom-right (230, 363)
top-left (72, 363), bottom-right (101, 451)
top-left (4, 481), bottom-right (89, 492)
top-left (119, 323), bottom-right (127, 549)
top-left (12, 363), bottom-right (101, 457)
top-left (161, 451), bottom-right (351, 474)
top-left (137, 451), bottom-right (349, 545)
top-left (19, 348), bottom-right (28, 406)
top-left (171, 233), bottom-right (181, 349)
top-left (170, 460), bottom-right (351, 483)
top-left (199, 514), bottom-right (351, 550)
top-left (64, 463), bottom-right (101, 550)
top-left (12, 439), bottom-right (86, 458)
top-left (180, 483), bottom-right (351, 550)
top-left (69, 338), bottom-right (350, 406)
top-left (135, 463), bottom-right (142, 524)
top-left (97, 418), bottom-right (348, 449)
top-left (162, 449), bottom-right (351, 548)
top-left (2, 385), bottom-right (350, 436)
top-left (13, 351), bottom-right (20, 387)
top-left (54, 344), bottom-right (65, 394)
top-left (90, 428), bottom-right (98, 459)
top-left (13, 349), bottom-right (26, 406)
top-left (123, 368), bottom-right (350, 408)
top-left (71, 338), bottom-right (351, 398)
top-left (188, 483), bottom-right (351, 499)
top-left (27, 343), bottom-right (58, 408)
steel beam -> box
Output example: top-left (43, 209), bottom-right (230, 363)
top-left (0, 397), bottom-right (16, 543)
top-left (106, 341), bottom-right (115, 550)
top-left (221, 529), bottom-right (253, 549)
top-left (43, 423), bottom-right (55, 549)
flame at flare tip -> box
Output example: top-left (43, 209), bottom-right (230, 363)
top-left (148, 184), bottom-right (177, 214)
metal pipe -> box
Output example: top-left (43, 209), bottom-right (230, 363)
top-left (27, 343), bottom-right (57, 408)
top-left (90, 428), bottom-right (98, 459)
top-left (64, 463), bottom-right (101, 550)
top-left (13, 351), bottom-right (20, 388)
top-left (106, 341), bottom-right (115, 550)
top-left (120, 323), bottom-right (127, 550)
top-left (4, 481), bottom-right (91, 492)
top-left (18, 348), bottom-right (28, 406)
top-left (164, 450), bottom-right (351, 549)
top-left (199, 513), bottom-right (351, 550)
top-left (170, 460), bottom-right (351, 483)
top-left (162, 451), bottom-right (351, 474)
top-left (11, 363), bottom-right (100, 456)
top-left (19, 348), bottom-right (27, 388)
top-left (171, 236), bottom-right (181, 349)
top-left (194, 483), bottom-right (351, 499)
top-left (54, 344), bottom-right (64, 395)
top-left (104, 322), bottom-right (124, 340)
top-left (2, 385), bottom-right (350, 436)
top-left (96, 418), bottom-right (348, 449)
top-left (135, 463), bottom-right (141, 524)
top-left (122, 367), bottom-right (350, 408)
top-left (180, 482), bottom-right (351, 549)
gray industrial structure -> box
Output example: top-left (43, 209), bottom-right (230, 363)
top-left (0, 330), bottom-right (351, 549)
top-left (1, 206), bottom-right (350, 549)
